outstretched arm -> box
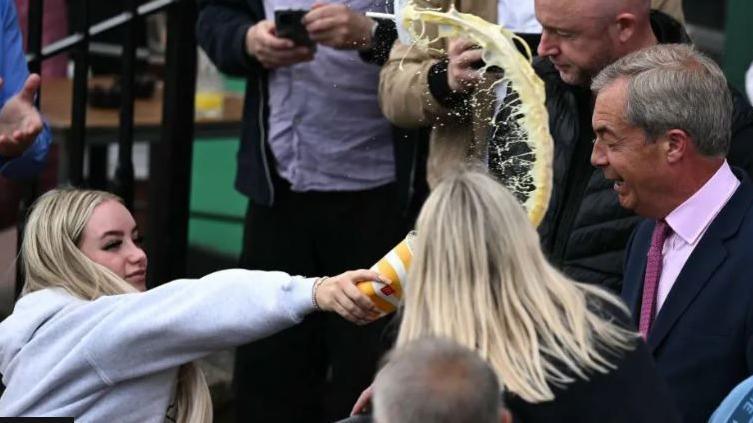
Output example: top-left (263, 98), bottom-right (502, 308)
top-left (82, 269), bottom-right (382, 385)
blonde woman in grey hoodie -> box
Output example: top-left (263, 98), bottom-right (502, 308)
top-left (0, 188), bottom-right (383, 422)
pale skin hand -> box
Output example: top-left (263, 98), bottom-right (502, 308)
top-left (245, 20), bottom-right (314, 69)
top-left (350, 384), bottom-right (374, 416)
top-left (0, 74), bottom-right (44, 158)
top-left (447, 38), bottom-right (484, 93)
top-left (315, 269), bottom-right (384, 325)
top-left (303, 2), bottom-right (375, 50)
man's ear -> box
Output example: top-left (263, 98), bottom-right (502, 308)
top-left (501, 408), bottom-right (513, 423)
top-left (665, 129), bottom-right (691, 164)
top-left (615, 13), bottom-right (637, 43)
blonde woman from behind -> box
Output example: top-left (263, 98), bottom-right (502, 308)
top-left (0, 188), bottom-right (382, 422)
top-left (396, 169), bottom-right (680, 422)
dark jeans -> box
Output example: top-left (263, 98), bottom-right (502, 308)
top-left (234, 178), bottom-right (402, 423)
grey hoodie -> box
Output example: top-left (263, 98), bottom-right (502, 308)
top-left (0, 269), bottom-right (315, 422)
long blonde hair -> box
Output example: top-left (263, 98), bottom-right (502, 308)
top-left (397, 170), bottom-right (636, 402)
top-left (21, 188), bottom-right (213, 423)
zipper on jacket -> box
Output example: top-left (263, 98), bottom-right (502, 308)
top-left (405, 138), bottom-right (418, 215)
top-left (257, 75), bottom-right (274, 205)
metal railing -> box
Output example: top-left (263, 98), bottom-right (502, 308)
top-left (17, 0), bottom-right (198, 295)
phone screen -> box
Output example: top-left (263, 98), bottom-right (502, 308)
top-left (274, 9), bottom-right (315, 49)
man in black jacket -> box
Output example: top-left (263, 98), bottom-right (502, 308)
top-left (491, 0), bottom-right (753, 291)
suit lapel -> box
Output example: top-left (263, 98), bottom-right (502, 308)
top-left (647, 170), bottom-right (753, 351)
top-left (647, 236), bottom-right (727, 351)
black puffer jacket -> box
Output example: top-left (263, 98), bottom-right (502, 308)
top-left (533, 11), bottom-right (753, 292)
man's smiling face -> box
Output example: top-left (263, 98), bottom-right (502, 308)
top-left (590, 78), bottom-right (668, 218)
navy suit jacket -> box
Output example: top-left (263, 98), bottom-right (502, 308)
top-left (622, 169), bottom-right (753, 422)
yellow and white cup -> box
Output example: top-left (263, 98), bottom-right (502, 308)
top-left (358, 231), bottom-right (416, 315)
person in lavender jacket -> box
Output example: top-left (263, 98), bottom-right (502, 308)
top-left (0, 188), bottom-right (383, 422)
top-left (197, 0), bottom-right (407, 421)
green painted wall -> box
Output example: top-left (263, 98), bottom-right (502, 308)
top-left (723, 0), bottom-right (753, 96)
top-left (187, 76), bottom-right (248, 258)
top-left (188, 137), bottom-right (247, 256)
top-left (188, 217), bottom-right (245, 256)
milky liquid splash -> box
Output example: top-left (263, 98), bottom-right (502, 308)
top-left (399, 2), bottom-right (553, 227)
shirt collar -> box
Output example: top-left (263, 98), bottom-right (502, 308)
top-left (665, 161), bottom-right (740, 245)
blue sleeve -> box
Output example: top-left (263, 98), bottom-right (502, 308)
top-left (0, 0), bottom-right (51, 180)
top-left (0, 122), bottom-right (51, 180)
top-left (708, 375), bottom-right (753, 423)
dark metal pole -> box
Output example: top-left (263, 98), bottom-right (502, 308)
top-left (24, 0), bottom-right (182, 65)
top-left (146, 0), bottom-right (197, 287)
top-left (112, 0), bottom-right (138, 209)
top-left (68, 0), bottom-right (90, 186)
top-left (16, 0), bottom-right (45, 300)
top-left (87, 146), bottom-right (108, 190)
top-left (27, 0), bottom-right (43, 75)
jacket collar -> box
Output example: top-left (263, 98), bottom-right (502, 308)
top-left (650, 10), bottom-right (691, 44)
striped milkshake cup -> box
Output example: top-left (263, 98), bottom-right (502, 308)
top-left (358, 231), bottom-right (416, 315)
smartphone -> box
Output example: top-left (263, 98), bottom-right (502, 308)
top-left (274, 9), bottom-right (316, 49)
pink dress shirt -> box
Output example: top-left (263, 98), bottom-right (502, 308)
top-left (656, 161), bottom-right (740, 312)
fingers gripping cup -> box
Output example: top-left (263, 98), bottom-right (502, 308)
top-left (358, 231), bottom-right (416, 315)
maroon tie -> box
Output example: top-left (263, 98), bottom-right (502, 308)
top-left (639, 220), bottom-right (672, 339)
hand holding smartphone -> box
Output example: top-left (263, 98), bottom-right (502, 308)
top-left (275, 9), bottom-right (316, 50)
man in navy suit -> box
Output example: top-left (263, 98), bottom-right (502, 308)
top-left (590, 44), bottom-right (753, 422)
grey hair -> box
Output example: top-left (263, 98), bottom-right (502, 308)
top-left (591, 44), bottom-right (732, 157)
top-left (373, 338), bottom-right (502, 423)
